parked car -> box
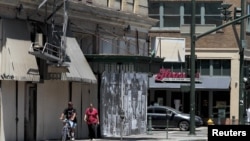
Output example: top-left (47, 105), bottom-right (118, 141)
top-left (147, 105), bottom-right (203, 131)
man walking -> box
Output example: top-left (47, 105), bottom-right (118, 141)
top-left (84, 103), bottom-right (99, 141)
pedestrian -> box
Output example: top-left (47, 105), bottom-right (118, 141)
top-left (246, 105), bottom-right (250, 123)
top-left (59, 101), bottom-right (77, 140)
top-left (84, 103), bottom-right (99, 141)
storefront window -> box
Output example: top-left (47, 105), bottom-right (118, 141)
top-left (213, 91), bottom-right (230, 118)
top-left (173, 63), bottom-right (182, 72)
top-left (200, 60), bottom-right (210, 75)
top-left (213, 60), bottom-right (231, 76)
top-left (213, 60), bottom-right (221, 75)
top-left (222, 60), bottom-right (230, 76)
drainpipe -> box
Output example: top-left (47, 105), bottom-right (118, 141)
top-left (239, 0), bottom-right (246, 125)
top-left (136, 30), bottom-right (139, 54)
top-left (189, 0), bottom-right (196, 135)
top-left (0, 81), bottom-right (5, 141)
top-left (16, 81), bottom-right (18, 141)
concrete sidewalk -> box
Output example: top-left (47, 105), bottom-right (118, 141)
top-left (69, 127), bottom-right (208, 141)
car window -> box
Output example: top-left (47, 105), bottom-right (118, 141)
top-left (166, 106), bottom-right (182, 114)
top-left (155, 108), bottom-right (167, 114)
top-left (166, 110), bottom-right (172, 115)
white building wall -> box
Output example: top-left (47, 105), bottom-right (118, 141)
top-left (230, 54), bottom-right (240, 121)
top-left (17, 82), bottom-right (25, 140)
top-left (2, 81), bottom-right (25, 141)
top-left (75, 82), bottom-right (98, 138)
top-left (36, 80), bottom-right (69, 140)
top-left (36, 80), bottom-right (98, 140)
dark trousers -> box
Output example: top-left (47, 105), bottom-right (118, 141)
top-left (87, 124), bottom-right (96, 139)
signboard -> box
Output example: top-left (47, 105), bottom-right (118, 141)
top-left (154, 68), bottom-right (201, 82)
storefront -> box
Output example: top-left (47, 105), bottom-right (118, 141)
top-left (148, 68), bottom-right (231, 125)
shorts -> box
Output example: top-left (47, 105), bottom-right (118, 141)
top-left (68, 120), bottom-right (77, 128)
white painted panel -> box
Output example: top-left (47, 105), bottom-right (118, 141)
top-left (1, 81), bottom-right (27, 141)
top-left (2, 81), bottom-right (16, 141)
top-left (36, 80), bottom-right (69, 140)
top-left (17, 82), bottom-right (25, 140)
top-left (36, 80), bottom-right (97, 140)
top-left (0, 87), bottom-right (5, 141)
top-left (153, 37), bottom-right (185, 62)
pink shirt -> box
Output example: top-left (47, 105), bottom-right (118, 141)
top-left (85, 108), bottom-right (99, 124)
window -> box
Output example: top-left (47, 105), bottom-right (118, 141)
top-left (162, 59), bottom-right (230, 76)
top-left (155, 108), bottom-right (167, 114)
top-left (204, 3), bottom-right (222, 27)
top-left (222, 60), bottom-right (230, 76)
top-left (183, 2), bottom-right (201, 24)
top-left (213, 60), bottom-right (231, 76)
top-left (213, 60), bottom-right (221, 75)
top-left (173, 63), bottom-right (182, 72)
top-left (247, 3), bottom-right (250, 32)
top-left (148, 2), bottom-right (160, 27)
top-left (199, 60), bottom-right (210, 76)
top-left (163, 3), bottom-right (180, 27)
top-left (147, 108), bottom-right (153, 113)
top-left (149, 1), bottom-right (222, 29)
top-left (162, 62), bottom-right (185, 72)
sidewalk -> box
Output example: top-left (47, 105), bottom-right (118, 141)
top-left (74, 127), bottom-right (208, 141)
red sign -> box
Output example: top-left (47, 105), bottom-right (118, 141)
top-left (155, 68), bottom-right (200, 82)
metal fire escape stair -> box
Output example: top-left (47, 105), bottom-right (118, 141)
top-left (28, 0), bottom-right (69, 67)
top-left (29, 42), bottom-right (63, 63)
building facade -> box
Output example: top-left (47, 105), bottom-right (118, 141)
top-left (0, 0), bottom-right (160, 140)
top-left (147, 0), bottom-right (250, 125)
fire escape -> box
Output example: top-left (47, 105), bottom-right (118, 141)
top-left (29, 0), bottom-right (69, 67)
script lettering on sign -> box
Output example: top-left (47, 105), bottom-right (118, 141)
top-left (154, 68), bottom-right (200, 82)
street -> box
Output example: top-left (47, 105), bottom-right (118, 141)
top-left (76, 126), bottom-right (208, 141)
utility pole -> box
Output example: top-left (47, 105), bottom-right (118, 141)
top-left (195, 0), bottom-right (250, 125)
top-left (189, 0), bottom-right (196, 135)
top-left (239, 0), bottom-right (245, 125)
top-left (190, 0), bottom-right (250, 128)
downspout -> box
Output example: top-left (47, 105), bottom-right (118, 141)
top-left (97, 73), bottom-right (101, 138)
top-left (80, 84), bottom-right (83, 137)
top-left (69, 82), bottom-right (72, 101)
top-left (94, 24), bottom-right (100, 54)
top-left (15, 81), bottom-right (18, 141)
top-left (136, 30), bottom-right (139, 54)
top-left (0, 81), bottom-right (5, 141)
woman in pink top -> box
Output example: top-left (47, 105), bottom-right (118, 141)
top-left (84, 103), bottom-right (99, 141)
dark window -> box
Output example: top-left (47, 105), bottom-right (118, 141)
top-left (184, 2), bottom-right (201, 24)
top-left (163, 2), bottom-right (180, 27)
top-left (213, 60), bottom-right (222, 75)
top-left (222, 60), bottom-right (230, 76)
top-left (155, 108), bottom-right (167, 114)
top-left (148, 1), bottom-right (223, 28)
top-left (213, 60), bottom-right (231, 76)
top-left (149, 2), bottom-right (160, 14)
top-left (173, 63), bottom-right (182, 72)
top-left (205, 3), bottom-right (222, 26)
top-left (148, 108), bottom-right (153, 113)
top-left (247, 4), bottom-right (250, 32)
top-left (200, 60), bottom-right (210, 75)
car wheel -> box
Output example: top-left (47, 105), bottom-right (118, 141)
top-left (179, 120), bottom-right (189, 131)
